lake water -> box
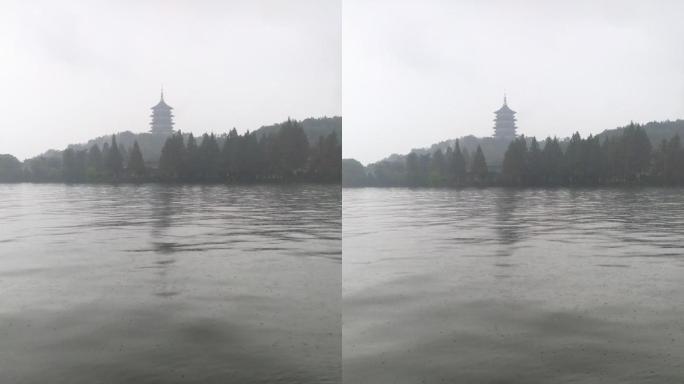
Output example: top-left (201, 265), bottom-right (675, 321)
top-left (0, 183), bottom-right (341, 384)
top-left (343, 188), bottom-right (684, 384)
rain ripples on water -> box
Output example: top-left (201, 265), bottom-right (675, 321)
top-left (343, 187), bottom-right (684, 384)
top-left (0, 183), bottom-right (341, 384)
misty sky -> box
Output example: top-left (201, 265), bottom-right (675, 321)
top-left (343, 0), bottom-right (684, 164)
top-left (0, 0), bottom-right (340, 160)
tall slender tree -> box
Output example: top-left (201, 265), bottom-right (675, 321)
top-left (159, 132), bottom-right (186, 180)
top-left (451, 140), bottom-right (467, 185)
top-left (105, 135), bottom-right (124, 178)
top-left (527, 137), bottom-right (543, 185)
top-left (127, 141), bottom-right (146, 177)
top-left (471, 145), bottom-right (488, 182)
top-left (276, 119), bottom-right (309, 178)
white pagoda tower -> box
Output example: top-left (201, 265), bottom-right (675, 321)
top-left (150, 89), bottom-right (174, 135)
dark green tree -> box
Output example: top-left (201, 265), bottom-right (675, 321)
top-left (127, 141), bottom-right (146, 177)
top-left (184, 133), bottom-right (199, 180)
top-left (105, 135), bottom-right (124, 178)
top-left (451, 140), bottom-right (467, 185)
top-left (0, 154), bottom-right (23, 182)
top-left (502, 137), bottom-right (528, 185)
top-left (276, 119), bottom-right (310, 178)
top-left (159, 132), bottom-right (186, 180)
top-left (430, 149), bottom-right (446, 186)
top-left (198, 133), bottom-right (221, 180)
top-left (406, 152), bottom-right (421, 186)
top-left (310, 131), bottom-right (341, 182)
top-left (564, 132), bottom-right (583, 184)
top-left (61, 148), bottom-right (74, 181)
top-left (581, 134), bottom-right (602, 184)
top-left (621, 123), bottom-right (652, 182)
top-left (654, 135), bottom-right (683, 185)
top-left (86, 144), bottom-right (103, 179)
top-left (526, 137), bottom-right (543, 185)
top-left (342, 159), bottom-right (367, 187)
top-left (541, 137), bottom-right (564, 185)
top-left (471, 145), bottom-right (488, 182)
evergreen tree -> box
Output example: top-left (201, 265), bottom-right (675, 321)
top-left (527, 137), bottom-right (543, 185)
top-left (127, 141), bottom-right (146, 177)
top-left (451, 140), bottom-right (467, 185)
top-left (564, 132), bottom-right (583, 184)
top-left (222, 128), bottom-right (241, 180)
top-left (621, 123), bottom-right (652, 182)
top-left (471, 145), bottom-right (488, 182)
top-left (461, 147), bottom-right (472, 172)
top-left (276, 119), bottom-right (310, 177)
top-left (0, 154), bottom-right (23, 182)
top-left (655, 135), bottom-right (683, 185)
top-left (239, 131), bottom-right (261, 180)
top-left (159, 132), bottom-right (186, 180)
top-left (406, 152), bottom-right (421, 186)
top-left (581, 134), bottom-right (602, 184)
top-left (184, 133), bottom-right (199, 180)
top-left (444, 146), bottom-right (454, 184)
top-left (541, 137), bottom-right (564, 185)
top-left (102, 142), bottom-right (110, 163)
top-left (601, 136), bottom-right (621, 183)
top-left (62, 148), bottom-right (87, 182)
top-left (502, 136), bottom-right (528, 185)
top-left (325, 131), bottom-right (342, 181)
top-left (310, 131), bottom-right (341, 182)
top-left (430, 149), bottom-right (446, 186)
top-left (105, 135), bottom-right (124, 178)
top-left (86, 144), bottom-right (103, 179)
top-left (62, 148), bottom-right (77, 181)
top-left (199, 133), bottom-right (221, 180)
top-left (262, 133), bottom-right (280, 179)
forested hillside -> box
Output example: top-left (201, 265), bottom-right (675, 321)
top-left (373, 119), bottom-right (684, 172)
top-left (58, 116), bottom-right (342, 166)
top-left (1, 117), bottom-right (341, 183)
top-left (344, 120), bottom-right (684, 188)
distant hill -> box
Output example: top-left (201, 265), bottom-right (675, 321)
top-left (44, 116), bottom-right (341, 165)
top-left (596, 119), bottom-right (684, 145)
top-left (66, 132), bottom-right (169, 165)
top-left (372, 119), bottom-right (684, 170)
top-left (253, 116), bottom-right (342, 144)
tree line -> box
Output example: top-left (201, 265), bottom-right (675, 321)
top-left (344, 123), bottom-right (684, 187)
top-left (18, 119), bottom-right (340, 183)
top-left (500, 123), bottom-right (680, 186)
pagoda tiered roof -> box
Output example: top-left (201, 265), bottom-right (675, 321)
top-left (494, 103), bottom-right (515, 115)
top-left (149, 89), bottom-right (175, 134)
top-left (151, 99), bottom-right (173, 111)
top-left (492, 94), bottom-right (518, 140)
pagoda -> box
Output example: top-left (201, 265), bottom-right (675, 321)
top-left (493, 94), bottom-right (517, 140)
top-left (150, 89), bottom-right (174, 134)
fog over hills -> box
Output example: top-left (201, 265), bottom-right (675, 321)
top-left (367, 119), bottom-right (684, 170)
top-left (35, 116), bottom-right (341, 164)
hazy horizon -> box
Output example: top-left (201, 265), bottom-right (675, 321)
top-left (343, 0), bottom-right (684, 165)
top-left (0, 0), bottom-right (341, 160)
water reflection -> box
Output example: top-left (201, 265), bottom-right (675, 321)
top-left (150, 187), bottom-right (180, 298)
top-left (493, 189), bottom-right (522, 254)
top-left (344, 187), bottom-right (684, 384)
top-left (0, 183), bottom-right (341, 384)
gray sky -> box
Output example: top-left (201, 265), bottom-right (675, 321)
top-left (343, 0), bottom-right (684, 164)
top-left (0, 0), bottom-right (340, 160)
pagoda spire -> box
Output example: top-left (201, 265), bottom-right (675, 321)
top-left (150, 89), bottom-right (174, 135)
top-left (492, 95), bottom-right (517, 141)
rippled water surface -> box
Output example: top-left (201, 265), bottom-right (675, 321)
top-left (0, 183), bottom-right (340, 384)
top-left (344, 188), bottom-right (684, 383)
